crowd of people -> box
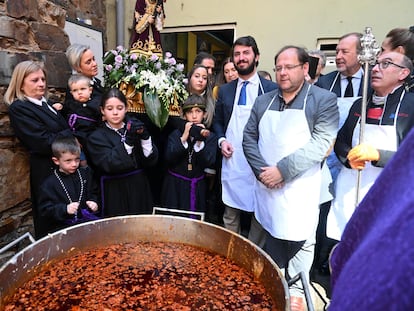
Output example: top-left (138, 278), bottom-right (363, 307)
top-left (5, 24), bottom-right (414, 310)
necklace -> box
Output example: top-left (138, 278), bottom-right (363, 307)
top-left (188, 141), bottom-right (195, 171)
top-left (105, 122), bottom-right (126, 142)
top-left (54, 169), bottom-right (84, 220)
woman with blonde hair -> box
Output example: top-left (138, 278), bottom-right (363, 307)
top-left (6, 60), bottom-right (72, 239)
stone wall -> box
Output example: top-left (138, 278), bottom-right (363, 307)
top-left (0, 0), bottom-right (106, 261)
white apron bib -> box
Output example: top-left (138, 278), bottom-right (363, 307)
top-left (327, 93), bottom-right (403, 240)
top-left (328, 72), bottom-right (361, 130)
top-left (221, 82), bottom-right (264, 212)
top-left (254, 85), bottom-right (321, 241)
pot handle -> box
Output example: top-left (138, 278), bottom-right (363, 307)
top-left (0, 232), bottom-right (35, 255)
top-left (152, 207), bottom-right (205, 221)
top-left (287, 271), bottom-right (315, 311)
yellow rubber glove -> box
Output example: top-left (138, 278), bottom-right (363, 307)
top-left (347, 143), bottom-right (380, 162)
top-left (349, 159), bottom-right (366, 170)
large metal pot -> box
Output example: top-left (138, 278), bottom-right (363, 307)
top-left (0, 215), bottom-right (290, 310)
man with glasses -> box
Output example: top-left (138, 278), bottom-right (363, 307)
top-left (243, 45), bottom-right (338, 311)
top-left (327, 52), bottom-right (414, 242)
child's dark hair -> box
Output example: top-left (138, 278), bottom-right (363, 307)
top-left (52, 136), bottom-right (81, 158)
top-left (101, 87), bottom-right (127, 108)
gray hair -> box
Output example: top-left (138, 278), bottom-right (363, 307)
top-left (308, 49), bottom-right (327, 67)
top-left (66, 44), bottom-right (90, 72)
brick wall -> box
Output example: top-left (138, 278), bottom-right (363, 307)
top-left (0, 0), bottom-right (106, 262)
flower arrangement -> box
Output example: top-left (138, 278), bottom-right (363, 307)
top-left (103, 46), bottom-right (188, 128)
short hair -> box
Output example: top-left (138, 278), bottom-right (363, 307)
top-left (339, 32), bottom-right (363, 53)
top-left (232, 35), bottom-right (260, 67)
top-left (101, 87), bottom-right (127, 108)
top-left (385, 27), bottom-right (414, 64)
top-left (68, 74), bottom-right (92, 89)
top-left (258, 70), bottom-right (272, 81)
top-left (66, 43), bottom-right (90, 72)
top-left (274, 45), bottom-right (309, 65)
top-left (193, 52), bottom-right (215, 66)
top-left (4, 60), bottom-right (47, 105)
top-left (308, 49), bottom-right (327, 67)
top-left (400, 54), bottom-right (414, 83)
top-left (52, 136), bottom-right (81, 158)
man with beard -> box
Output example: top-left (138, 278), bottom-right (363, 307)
top-left (213, 36), bottom-right (277, 246)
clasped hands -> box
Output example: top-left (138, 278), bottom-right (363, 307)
top-left (259, 166), bottom-right (284, 189)
top-left (347, 143), bottom-right (380, 170)
top-left (67, 201), bottom-right (98, 216)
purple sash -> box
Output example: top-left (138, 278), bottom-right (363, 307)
top-left (65, 208), bottom-right (100, 225)
top-left (68, 113), bottom-right (97, 131)
top-left (168, 170), bottom-right (204, 212)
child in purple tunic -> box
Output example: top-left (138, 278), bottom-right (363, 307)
top-left (161, 94), bottom-right (217, 214)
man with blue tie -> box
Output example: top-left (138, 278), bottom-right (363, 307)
top-left (213, 35), bottom-right (277, 246)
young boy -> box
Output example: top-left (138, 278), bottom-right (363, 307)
top-left (37, 136), bottom-right (100, 235)
top-left (161, 94), bottom-right (217, 214)
top-left (61, 74), bottom-right (102, 166)
top-left (62, 74), bottom-right (101, 140)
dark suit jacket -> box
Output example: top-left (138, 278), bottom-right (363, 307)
top-left (213, 76), bottom-right (277, 139)
top-left (316, 70), bottom-right (371, 97)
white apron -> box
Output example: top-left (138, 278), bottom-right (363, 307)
top-left (221, 82), bottom-right (264, 212)
top-left (254, 85), bottom-right (321, 241)
top-left (329, 72), bottom-right (361, 130)
top-left (327, 93), bottom-right (403, 240)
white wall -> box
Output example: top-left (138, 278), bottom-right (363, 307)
top-left (118, 0), bottom-right (414, 75)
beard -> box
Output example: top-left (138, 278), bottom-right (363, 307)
top-left (235, 60), bottom-right (256, 76)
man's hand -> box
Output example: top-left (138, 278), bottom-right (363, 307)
top-left (347, 143), bottom-right (380, 162)
top-left (221, 140), bottom-right (234, 158)
top-left (259, 166), bottom-right (284, 189)
top-left (349, 159), bottom-right (366, 170)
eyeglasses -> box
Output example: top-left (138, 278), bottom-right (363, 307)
top-left (374, 60), bottom-right (406, 70)
top-left (273, 64), bottom-right (303, 73)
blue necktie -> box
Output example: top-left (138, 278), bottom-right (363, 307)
top-left (238, 81), bottom-right (249, 105)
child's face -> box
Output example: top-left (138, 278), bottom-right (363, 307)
top-left (70, 80), bottom-right (93, 103)
top-left (184, 107), bottom-right (205, 124)
top-left (52, 152), bottom-right (80, 175)
top-left (101, 97), bottom-right (126, 129)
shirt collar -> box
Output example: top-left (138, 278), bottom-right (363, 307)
top-left (238, 73), bottom-right (260, 87)
top-left (26, 96), bottom-right (47, 106)
top-left (341, 67), bottom-right (363, 80)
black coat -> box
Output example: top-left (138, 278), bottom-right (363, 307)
top-left (8, 99), bottom-right (73, 238)
top-left (37, 167), bottom-right (99, 235)
top-left (161, 129), bottom-right (217, 212)
top-left (86, 123), bottom-right (158, 216)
